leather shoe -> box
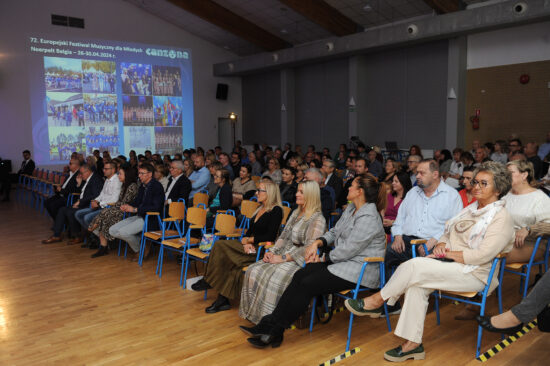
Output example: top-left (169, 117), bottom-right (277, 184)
top-left (91, 246), bottom-right (109, 258)
top-left (191, 279), bottom-right (212, 291)
top-left (205, 296), bottom-right (231, 314)
top-left (239, 323), bottom-right (272, 337)
top-left (129, 251), bottom-right (140, 262)
top-left (476, 315), bottom-right (523, 335)
top-left (42, 237), bottom-right (62, 244)
top-left (67, 238), bottom-right (84, 245)
top-left (247, 334), bottom-right (283, 349)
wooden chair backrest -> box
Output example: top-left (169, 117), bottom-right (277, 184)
top-left (336, 169), bottom-right (343, 178)
top-left (281, 206), bottom-right (292, 225)
top-left (241, 200), bottom-right (260, 219)
top-left (168, 202), bottom-right (186, 220)
top-left (193, 192), bottom-right (209, 207)
top-left (59, 175), bottom-right (67, 185)
top-left (215, 213), bottom-right (237, 235)
top-left (186, 207), bottom-right (207, 227)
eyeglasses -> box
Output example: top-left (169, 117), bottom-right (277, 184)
top-left (471, 179), bottom-right (490, 188)
top-left (509, 144), bottom-right (519, 147)
top-left (138, 171), bottom-right (150, 175)
top-left (407, 160), bottom-right (417, 164)
top-left (257, 189), bottom-right (267, 193)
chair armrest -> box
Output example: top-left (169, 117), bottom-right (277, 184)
top-left (258, 242), bottom-right (275, 250)
top-left (71, 192), bottom-right (80, 196)
top-left (146, 212), bottom-right (160, 215)
top-left (410, 239), bottom-right (427, 245)
top-left (364, 257), bottom-right (384, 262)
top-left (496, 252), bottom-right (508, 259)
top-left (106, 202), bottom-right (116, 206)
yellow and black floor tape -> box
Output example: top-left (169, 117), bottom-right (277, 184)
top-left (477, 319), bottom-right (537, 362)
top-left (320, 347), bottom-right (360, 366)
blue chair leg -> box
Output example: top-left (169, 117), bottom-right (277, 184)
top-left (124, 243), bottom-right (128, 258)
top-left (383, 303), bottom-right (392, 331)
top-left (179, 252), bottom-right (185, 287)
top-left (475, 325), bottom-right (483, 358)
top-left (345, 313), bottom-right (355, 352)
top-left (309, 297), bottom-right (317, 332)
top-left (522, 265), bottom-right (532, 298)
top-left (156, 245), bottom-right (163, 276)
top-left (203, 288), bottom-right (208, 300)
top-left (435, 295), bottom-right (441, 325)
top-left (138, 235), bottom-right (146, 266)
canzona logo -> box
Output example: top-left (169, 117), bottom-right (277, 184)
top-left (145, 48), bottom-right (189, 59)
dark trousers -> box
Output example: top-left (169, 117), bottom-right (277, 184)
top-left (384, 235), bottom-right (421, 282)
top-left (45, 195), bottom-right (66, 220)
top-left (511, 270), bottom-right (550, 323)
top-left (270, 262), bottom-right (355, 328)
top-left (53, 206), bottom-right (80, 237)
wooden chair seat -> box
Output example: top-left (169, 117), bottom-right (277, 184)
top-left (162, 237), bottom-right (200, 249)
top-left (505, 262), bottom-right (526, 270)
top-left (441, 290), bottom-right (478, 298)
top-left (144, 230), bottom-right (179, 240)
top-left (242, 266), bottom-right (249, 272)
top-left (186, 247), bottom-right (208, 260)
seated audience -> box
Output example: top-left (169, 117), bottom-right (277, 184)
top-left (192, 181), bottom-right (283, 313)
top-left (458, 167), bottom-right (476, 207)
top-left (437, 149), bottom-right (453, 174)
top-left (4, 150), bottom-right (35, 201)
top-left (508, 138), bottom-right (523, 160)
top-left (206, 169), bottom-right (232, 227)
top-left (295, 163), bottom-right (308, 184)
top-left (44, 158), bottom-right (81, 220)
top-left (262, 157), bottom-right (282, 185)
top-left (367, 150), bottom-right (383, 177)
top-left (444, 148), bottom-right (464, 188)
top-left (383, 172), bottom-right (412, 232)
top-left (165, 160), bottom-right (192, 207)
top-left (240, 180), bottom-right (325, 324)
top-left (406, 155), bottom-right (421, 186)
top-left (241, 174), bottom-right (386, 348)
top-left (491, 140), bottom-right (508, 164)
top-left (538, 132), bottom-right (550, 160)
top-left (385, 159), bottom-right (462, 312)
top-left (342, 156), bottom-right (355, 184)
top-left (345, 161), bottom-right (513, 362)
top-left (206, 161), bottom-right (222, 200)
top-left (339, 157), bottom-right (368, 208)
top-left (248, 152), bottom-right (262, 177)
top-left (74, 161), bottom-right (122, 243)
top-left (183, 158), bottom-right (195, 178)
top-left (474, 147), bottom-right (490, 167)
top-left (154, 164), bottom-right (169, 191)
top-left (503, 160), bottom-right (550, 264)
top-left (218, 153), bottom-right (234, 180)
top-left (461, 151), bottom-right (474, 170)
top-left (321, 159), bottom-right (343, 206)
top-left (380, 158), bottom-right (399, 184)
top-left (409, 145), bottom-right (422, 159)
top-left (232, 164), bottom-right (256, 207)
top-left (524, 142), bottom-right (543, 179)
top-left (189, 154), bottom-right (210, 199)
top-left (279, 166), bottom-right (297, 207)
top-left (108, 163), bottom-right (164, 260)
top-left (89, 165), bottom-right (139, 258)
top-left (42, 164), bottom-right (104, 244)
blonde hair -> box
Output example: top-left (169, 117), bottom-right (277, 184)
top-left (298, 180), bottom-right (322, 219)
top-left (506, 160), bottom-right (537, 187)
top-left (260, 181), bottom-right (282, 212)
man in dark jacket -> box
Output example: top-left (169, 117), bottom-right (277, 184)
top-left (44, 158), bottom-right (82, 220)
top-left (42, 164), bottom-right (104, 244)
top-left (108, 163), bottom-right (164, 259)
top-left (165, 160), bottom-right (192, 207)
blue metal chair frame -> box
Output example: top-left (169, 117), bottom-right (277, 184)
top-left (137, 212), bottom-right (164, 266)
top-left (503, 235), bottom-right (549, 298)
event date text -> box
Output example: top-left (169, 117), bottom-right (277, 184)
top-left (76, 50), bottom-right (116, 59)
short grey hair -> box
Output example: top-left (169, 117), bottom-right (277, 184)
top-left (473, 161), bottom-right (511, 199)
top-left (324, 159), bottom-right (336, 169)
top-left (171, 160), bottom-right (184, 171)
top-left (409, 154), bottom-right (422, 162)
top-left (305, 168), bottom-right (323, 184)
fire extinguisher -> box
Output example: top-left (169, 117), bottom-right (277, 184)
top-left (470, 115), bottom-right (480, 130)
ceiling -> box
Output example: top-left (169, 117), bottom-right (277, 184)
top-left (125, 0), bottom-right (494, 56)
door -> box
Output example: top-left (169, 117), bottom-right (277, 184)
top-left (218, 117), bottom-right (233, 153)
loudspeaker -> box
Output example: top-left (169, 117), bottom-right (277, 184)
top-left (216, 83), bottom-right (228, 100)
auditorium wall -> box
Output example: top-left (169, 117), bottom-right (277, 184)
top-left (464, 21), bottom-right (550, 148)
top-left (0, 0), bottom-right (242, 169)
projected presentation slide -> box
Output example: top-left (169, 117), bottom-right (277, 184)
top-left (29, 36), bottom-right (194, 164)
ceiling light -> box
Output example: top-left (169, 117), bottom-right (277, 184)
top-left (363, 4), bottom-right (372, 11)
top-left (280, 29), bottom-right (288, 34)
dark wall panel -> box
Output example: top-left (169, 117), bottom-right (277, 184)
top-left (242, 71), bottom-right (281, 145)
top-left (295, 59), bottom-right (349, 153)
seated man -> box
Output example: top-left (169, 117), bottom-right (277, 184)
top-left (42, 163), bottom-right (104, 244)
top-left (189, 154), bottom-right (210, 200)
top-left (321, 159), bottom-right (343, 207)
top-left (44, 158), bottom-right (81, 220)
top-left (385, 159), bottom-right (462, 312)
top-left (108, 163), bottom-right (164, 260)
top-left (458, 167), bottom-right (476, 207)
top-left (406, 155), bottom-right (421, 186)
top-left (339, 157), bottom-right (368, 208)
top-left (74, 161), bottom-right (121, 244)
top-left (367, 150), bottom-right (383, 178)
top-left (165, 160), bottom-right (192, 207)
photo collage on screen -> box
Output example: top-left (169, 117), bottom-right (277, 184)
top-left (122, 63), bottom-right (184, 155)
top-left (45, 56), bottom-right (119, 160)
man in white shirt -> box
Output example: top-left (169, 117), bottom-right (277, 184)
top-left (74, 162), bottom-right (121, 243)
top-left (165, 160), bottom-right (191, 206)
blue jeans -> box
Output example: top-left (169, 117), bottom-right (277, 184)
top-left (75, 207), bottom-right (101, 230)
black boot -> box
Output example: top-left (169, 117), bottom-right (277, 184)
top-left (247, 325), bottom-right (284, 348)
top-left (239, 315), bottom-right (274, 336)
top-left (91, 245), bottom-right (109, 258)
top-left (205, 294), bottom-right (231, 313)
top-left (191, 278), bottom-right (212, 291)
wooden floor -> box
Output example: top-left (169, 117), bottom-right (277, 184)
top-left (0, 198), bottom-right (548, 365)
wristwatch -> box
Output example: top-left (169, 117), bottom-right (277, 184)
top-left (281, 254), bottom-right (287, 262)
top-left (524, 226), bottom-right (531, 234)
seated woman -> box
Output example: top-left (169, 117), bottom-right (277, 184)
top-left (193, 181), bottom-right (283, 313)
top-left (262, 158), bottom-right (282, 185)
top-left (183, 158), bottom-right (195, 178)
top-left (380, 158), bottom-right (399, 184)
top-left (295, 163), bottom-right (308, 184)
top-left (240, 180), bottom-right (325, 324)
top-left (345, 162), bottom-right (514, 362)
top-left (232, 164), bottom-right (256, 208)
top-left (503, 160), bottom-right (550, 264)
top-left (89, 165), bottom-right (139, 258)
top-left (154, 164), bottom-right (169, 191)
top-left (383, 171), bottom-right (412, 233)
top-left (206, 169), bottom-right (232, 228)
top-left (240, 174), bottom-right (386, 348)
top-left (279, 166), bottom-right (297, 207)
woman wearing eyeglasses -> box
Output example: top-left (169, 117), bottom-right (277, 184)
top-left (193, 181), bottom-right (283, 314)
top-left (345, 162), bottom-right (514, 362)
top-left (261, 157), bottom-right (282, 185)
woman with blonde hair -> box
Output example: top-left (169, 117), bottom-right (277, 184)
top-left (262, 157), bottom-right (282, 184)
top-left (193, 181), bottom-right (283, 314)
top-left (503, 160), bottom-right (550, 264)
top-left (240, 180), bottom-right (326, 324)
